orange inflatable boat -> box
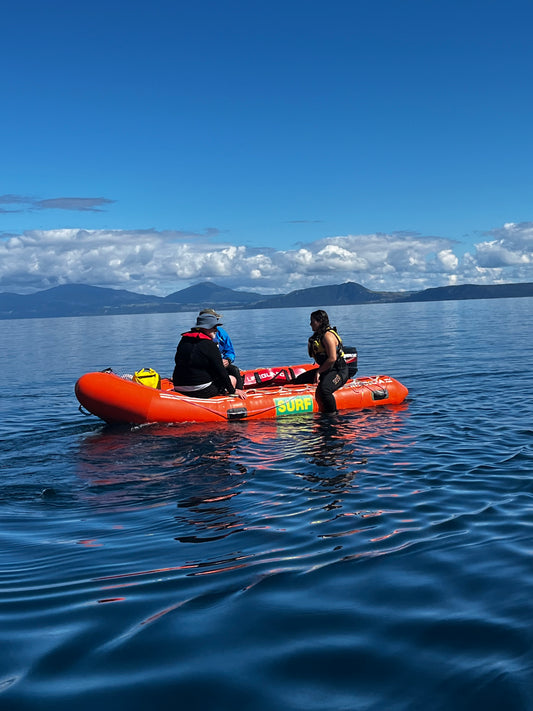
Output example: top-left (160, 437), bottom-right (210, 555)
top-left (75, 367), bottom-right (408, 425)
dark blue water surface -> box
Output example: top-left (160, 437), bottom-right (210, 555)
top-left (1, 299), bottom-right (532, 710)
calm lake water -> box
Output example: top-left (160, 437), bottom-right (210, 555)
top-left (1, 299), bottom-right (532, 710)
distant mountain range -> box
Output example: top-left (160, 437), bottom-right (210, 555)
top-left (0, 280), bottom-right (531, 319)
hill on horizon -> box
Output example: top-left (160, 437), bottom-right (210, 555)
top-left (164, 281), bottom-right (263, 306)
top-left (252, 281), bottom-right (410, 308)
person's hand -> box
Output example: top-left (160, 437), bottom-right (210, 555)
top-left (235, 389), bottom-right (247, 400)
top-left (222, 358), bottom-right (230, 367)
top-left (313, 371), bottom-right (320, 385)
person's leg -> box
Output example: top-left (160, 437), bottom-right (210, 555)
top-left (316, 371), bottom-right (340, 412)
top-left (226, 363), bottom-right (244, 389)
top-left (317, 364), bottom-right (348, 413)
top-left (293, 368), bottom-right (318, 384)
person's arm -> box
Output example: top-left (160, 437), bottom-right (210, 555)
top-left (217, 328), bottom-right (236, 364)
top-left (313, 331), bottom-right (338, 382)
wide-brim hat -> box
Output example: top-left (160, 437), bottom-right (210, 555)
top-left (195, 313), bottom-right (223, 330)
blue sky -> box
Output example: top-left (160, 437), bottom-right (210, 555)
top-left (2, 0), bottom-right (532, 295)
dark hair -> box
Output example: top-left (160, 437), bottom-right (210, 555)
top-left (310, 310), bottom-right (330, 339)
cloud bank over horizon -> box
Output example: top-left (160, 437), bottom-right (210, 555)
top-left (0, 222), bottom-right (531, 296)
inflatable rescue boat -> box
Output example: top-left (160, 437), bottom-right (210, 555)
top-left (75, 362), bottom-right (408, 425)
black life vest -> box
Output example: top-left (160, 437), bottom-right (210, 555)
top-left (308, 327), bottom-right (345, 366)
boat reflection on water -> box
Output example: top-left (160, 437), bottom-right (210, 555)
top-left (76, 403), bottom-right (411, 513)
top-left (75, 403), bottom-right (412, 582)
top-left (75, 421), bottom-right (247, 514)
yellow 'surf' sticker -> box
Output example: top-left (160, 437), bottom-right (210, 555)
top-left (274, 395), bottom-right (314, 416)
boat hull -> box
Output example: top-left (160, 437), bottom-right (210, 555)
top-left (75, 371), bottom-right (408, 425)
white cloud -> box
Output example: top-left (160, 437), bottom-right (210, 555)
top-left (468, 223), bottom-right (532, 269)
top-left (1, 223), bottom-right (532, 295)
top-left (437, 249), bottom-right (459, 271)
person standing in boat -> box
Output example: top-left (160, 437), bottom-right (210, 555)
top-left (198, 308), bottom-right (244, 389)
top-left (295, 309), bottom-right (349, 414)
top-left (173, 313), bottom-right (246, 400)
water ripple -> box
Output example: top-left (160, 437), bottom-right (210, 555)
top-left (2, 301), bottom-right (533, 709)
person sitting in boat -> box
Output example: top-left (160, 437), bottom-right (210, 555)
top-left (198, 307), bottom-right (244, 389)
top-left (173, 313), bottom-right (246, 400)
top-left (294, 309), bottom-right (349, 414)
